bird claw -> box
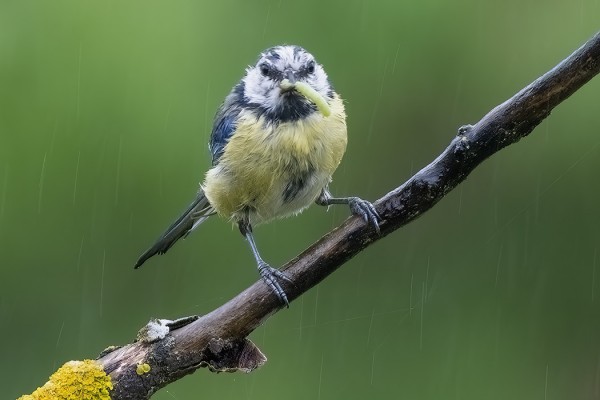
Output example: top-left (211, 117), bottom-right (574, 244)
top-left (348, 197), bottom-right (381, 234)
top-left (258, 262), bottom-right (291, 307)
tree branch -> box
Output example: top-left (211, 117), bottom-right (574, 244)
top-left (25, 32), bottom-right (600, 400)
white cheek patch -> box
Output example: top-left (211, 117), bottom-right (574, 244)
top-left (243, 69), bottom-right (279, 110)
top-left (307, 65), bottom-right (331, 99)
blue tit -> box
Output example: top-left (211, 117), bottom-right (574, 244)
top-left (135, 45), bottom-right (380, 306)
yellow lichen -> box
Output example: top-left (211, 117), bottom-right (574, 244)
top-left (136, 362), bottom-right (151, 376)
top-left (18, 359), bottom-right (113, 400)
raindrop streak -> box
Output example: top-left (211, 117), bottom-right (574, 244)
top-left (318, 354), bottom-right (324, 400)
top-left (261, 4), bottom-right (271, 40)
top-left (158, 105), bottom-right (172, 200)
top-left (592, 247), bottom-right (597, 303)
top-left (314, 286), bottom-right (319, 326)
top-left (164, 390), bottom-right (180, 400)
top-left (409, 273), bottom-right (414, 316)
top-left (76, 41), bottom-right (82, 121)
top-left (163, 103), bottom-right (172, 134)
top-left (493, 198), bottom-right (498, 227)
top-left (544, 364), bottom-right (549, 400)
top-left (115, 136), bottom-right (123, 205)
top-left (366, 307), bottom-right (375, 345)
top-left (534, 175), bottom-right (541, 221)
top-left (391, 43), bottom-right (401, 74)
top-left (49, 117), bottom-right (58, 157)
top-left (129, 212), bottom-right (134, 234)
top-left (419, 281), bottom-right (425, 350)
top-left (100, 249), bottom-right (106, 317)
top-left (260, 323), bottom-right (267, 348)
top-left (486, 141), bottom-right (600, 244)
top-left (158, 171), bottom-right (164, 198)
top-left (495, 245), bottom-right (503, 288)
top-left (290, 309), bottom-right (409, 332)
top-left (55, 321), bottom-right (65, 348)
top-left (370, 352), bottom-right (375, 385)
top-left (90, 190), bottom-right (98, 240)
top-left (38, 152), bottom-right (47, 213)
top-left (425, 257), bottom-right (430, 301)
top-left (367, 57), bottom-right (389, 143)
top-left (76, 236), bottom-right (84, 272)
top-left (458, 185), bottom-right (464, 215)
top-left (73, 151), bottom-right (81, 205)
top-left (0, 166), bottom-right (7, 219)
top-left (203, 82), bottom-right (211, 141)
top-left (594, 353), bottom-right (600, 398)
top-left (299, 295), bottom-right (304, 341)
top-left (450, 74), bottom-right (464, 122)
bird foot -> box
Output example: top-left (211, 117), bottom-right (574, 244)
top-left (258, 262), bottom-right (291, 307)
top-left (348, 197), bottom-right (381, 234)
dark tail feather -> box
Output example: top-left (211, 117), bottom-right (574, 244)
top-left (134, 190), bottom-right (213, 269)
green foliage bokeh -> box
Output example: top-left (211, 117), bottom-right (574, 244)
top-left (2, 1), bottom-right (600, 399)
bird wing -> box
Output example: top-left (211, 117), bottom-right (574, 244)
top-left (209, 84), bottom-right (244, 165)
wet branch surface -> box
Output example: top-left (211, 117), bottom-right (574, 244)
top-left (97, 32), bottom-right (600, 399)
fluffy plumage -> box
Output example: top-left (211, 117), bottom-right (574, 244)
top-left (135, 45), bottom-right (377, 306)
top-left (204, 94), bottom-right (346, 225)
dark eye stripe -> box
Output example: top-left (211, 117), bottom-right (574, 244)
top-left (260, 64), bottom-right (270, 76)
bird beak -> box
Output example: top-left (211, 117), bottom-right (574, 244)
top-left (283, 69), bottom-right (296, 84)
top-left (279, 70), bottom-right (297, 92)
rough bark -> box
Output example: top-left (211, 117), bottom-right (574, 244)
top-left (91, 32), bottom-right (600, 399)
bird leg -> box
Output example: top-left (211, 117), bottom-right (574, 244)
top-left (238, 219), bottom-right (291, 307)
top-left (316, 187), bottom-right (381, 233)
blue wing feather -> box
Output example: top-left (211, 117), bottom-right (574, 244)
top-left (209, 111), bottom-right (236, 164)
top-left (209, 83), bottom-right (245, 165)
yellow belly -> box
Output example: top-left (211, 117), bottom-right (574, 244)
top-left (203, 94), bottom-right (347, 225)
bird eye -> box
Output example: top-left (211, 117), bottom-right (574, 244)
top-left (307, 61), bottom-right (315, 74)
top-left (260, 64), bottom-right (270, 77)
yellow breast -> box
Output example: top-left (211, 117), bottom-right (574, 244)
top-left (203, 94), bottom-right (347, 224)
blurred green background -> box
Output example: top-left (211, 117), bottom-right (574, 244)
top-left (2, 0), bottom-right (600, 399)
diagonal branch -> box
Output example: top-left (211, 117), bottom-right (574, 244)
top-left (29, 32), bottom-right (600, 400)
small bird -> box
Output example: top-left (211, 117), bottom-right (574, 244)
top-left (135, 45), bottom-right (379, 306)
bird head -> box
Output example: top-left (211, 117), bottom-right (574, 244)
top-left (240, 45), bottom-right (333, 121)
